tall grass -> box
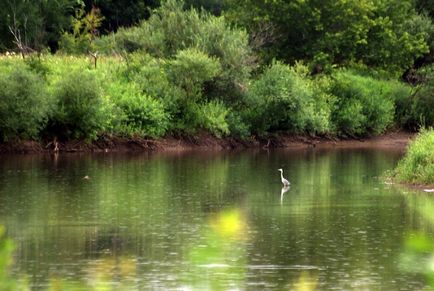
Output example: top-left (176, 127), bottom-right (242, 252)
top-left (394, 129), bottom-right (434, 184)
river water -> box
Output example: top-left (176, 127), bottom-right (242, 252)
top-left (0, 148), bottom-right (433, 290)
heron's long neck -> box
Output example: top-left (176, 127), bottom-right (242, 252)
top-left (280, 171), bottom-right (284, 180)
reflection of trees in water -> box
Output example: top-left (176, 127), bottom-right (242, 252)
top-left (0, 149), bottom-right (420, 289)
top-left (398, 190), bottom-right (434, 289)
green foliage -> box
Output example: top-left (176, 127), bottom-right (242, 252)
top-left (108, 82), bottom-right (169, 137)
top-left (48, 69), bottom-right (109, 140)
top-left (197, 100), bottom-right (229, 137)
top-left (167, 48), bottom-right (221, 100)
top-left (24, 56), bottom-right (50, 77)
top-left (125, 53), bottom-right (184, 105)
top-left (226, 112), bottom-right (250, 139)
top-left (330, 70), bottom-right (397, 136)
top-left (184, 0), bottom-right (227, 15)
top-left (226, 0), bottom-right (432, 74)
top-left (123, 49), bottom-right (223, 135)
top-left (59, 6), bottom-right (105, 54)
top-left (396, 65), bottom-right (434, 129)
top-left (192, 15), bottom-right (253, 104)
top-left (110, 0), bottom-right (253, 103)
top-left (0, 0), bottom-right (77, 52)
top-left (92, 0), bottom-right (158, 32)
top-left (0, 63), bottom-right (50, 141)
top-left (246, 61), bottom-right (333, 135)
top-left (394, 129), bottom-right (434, 184)
top-left (0, 226), bottom-right (16, 291)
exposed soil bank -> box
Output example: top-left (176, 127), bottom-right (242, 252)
top-left (0, 131), bottom-right (414, 154)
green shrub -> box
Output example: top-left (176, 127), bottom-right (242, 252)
top-left (48, 70), bottom-right (109, 140)
top-left (110, 0), bottom-right (252, 105)
top-left (168, 100), bottom-right (201, 134)
top-left (396, 65), bottom-right (434, 130)
top-left (24, 56), bottom-right (50, 78)
top-left (122, 54), bottom-right (184, 105)
top-left (0, 65), bottom-right (50, 141)
top-left (193, 15), bottom-right (253, 104)
top-left (108, 82), bottom-right (170, 138)
top-left (307, 75), bottom-right (336, 134)
top-left (333, 98), bottom-right (366, 135)
top-left (394, 129), bottom-right (434, 184)
top-left (58, 6), bottom-right (105, 54)
top-left (197, 100), bottom-right (229, 137)
top-left (166, 48), bottom-right (221, 100)
top-left (246, 61), bottom-right (333, 135)
top-left (389, 83), bottom-right (414, 129)
top-left (226, 111), bottom-right (251, 138)
top-left (121, 53), bottom-right (187, 133)
top-left (59, 32), bottom-right (91, 54)
top-left (411, 87), bottom-right (434, 128)
top-left (330, 70), bottom-right (396, 136)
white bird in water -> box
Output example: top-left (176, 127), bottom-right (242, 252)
top-left (278, 169), bottom-right (290, 187)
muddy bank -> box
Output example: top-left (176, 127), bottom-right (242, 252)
top-left (0, 131), bottom-right (414, 154)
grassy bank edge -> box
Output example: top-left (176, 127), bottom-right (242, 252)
top-left (387, 129), bottom-right (434, 190)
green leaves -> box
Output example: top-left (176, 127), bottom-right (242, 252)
top-left (0, 63), bottom-right (50, 141)
top-left (108, 81), bottom-right (170, 138)
top-left (394, 129), bottom-right (434, 184)
top-left (330, 70), bottom-right (399, 136)
top-left (49, 69), bottom-right (108, 140)
top-left (167, 48), bottom-right (221, 100)
top-left (247, 61), bottom-right (333, 135)
top-left (226, 0), bottom-right (433, 74)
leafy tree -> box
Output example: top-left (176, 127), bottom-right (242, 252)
top-left (0, 0), bottom-right (77, 52)
top-left (226, 0), bottom-right (432, 74)
top-left (59, 5), bottom-right (105, 54)
top-left (111, 0), bottom-right (253, 104)
top-left (85, 0), bottom-right (159, 32)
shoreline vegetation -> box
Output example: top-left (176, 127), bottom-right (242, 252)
top-left (392, 129), bottom-right (434, 187)
top-left (0, 1), bottom-right (433, 159)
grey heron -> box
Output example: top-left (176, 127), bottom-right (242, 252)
top-left (278, 169), bottom-right (290, 186)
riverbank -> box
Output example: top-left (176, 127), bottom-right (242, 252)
top-left (0, 131), bottom-right (414, 154)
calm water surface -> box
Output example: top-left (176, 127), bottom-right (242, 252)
top-left (0, 148), bottom-right (433, 290)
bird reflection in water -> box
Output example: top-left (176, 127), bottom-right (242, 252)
top-left (280, 185), bottom-right (290, 204)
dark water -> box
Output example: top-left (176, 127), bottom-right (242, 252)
top-left (0, 148), bottom-right (433, 290)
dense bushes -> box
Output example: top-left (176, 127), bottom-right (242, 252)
top-left (48, 70), bottom-right (109, 140)
top-left (246, 62), bottom-right (333, 135)
top-left (108, 82), bottom-right (170, 137)
top-left (394, 129), bottom-right (434, 184)
top-left (166, 48), bottom-right (221, 99)
top-left (0, 63), bottom-right (50, 141)
top-left (0, 54), bottom-right (421, 142)
top-left (396, 65), bottom-right (434, 130)
top-left (106, 0), bottom-right (253, 104)
top-left (330, 70), bottom-right (407, 136)
top-left (197, 101), bottom-right (230, 137)
top-left (1, 0), bottom-right (432, 143)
